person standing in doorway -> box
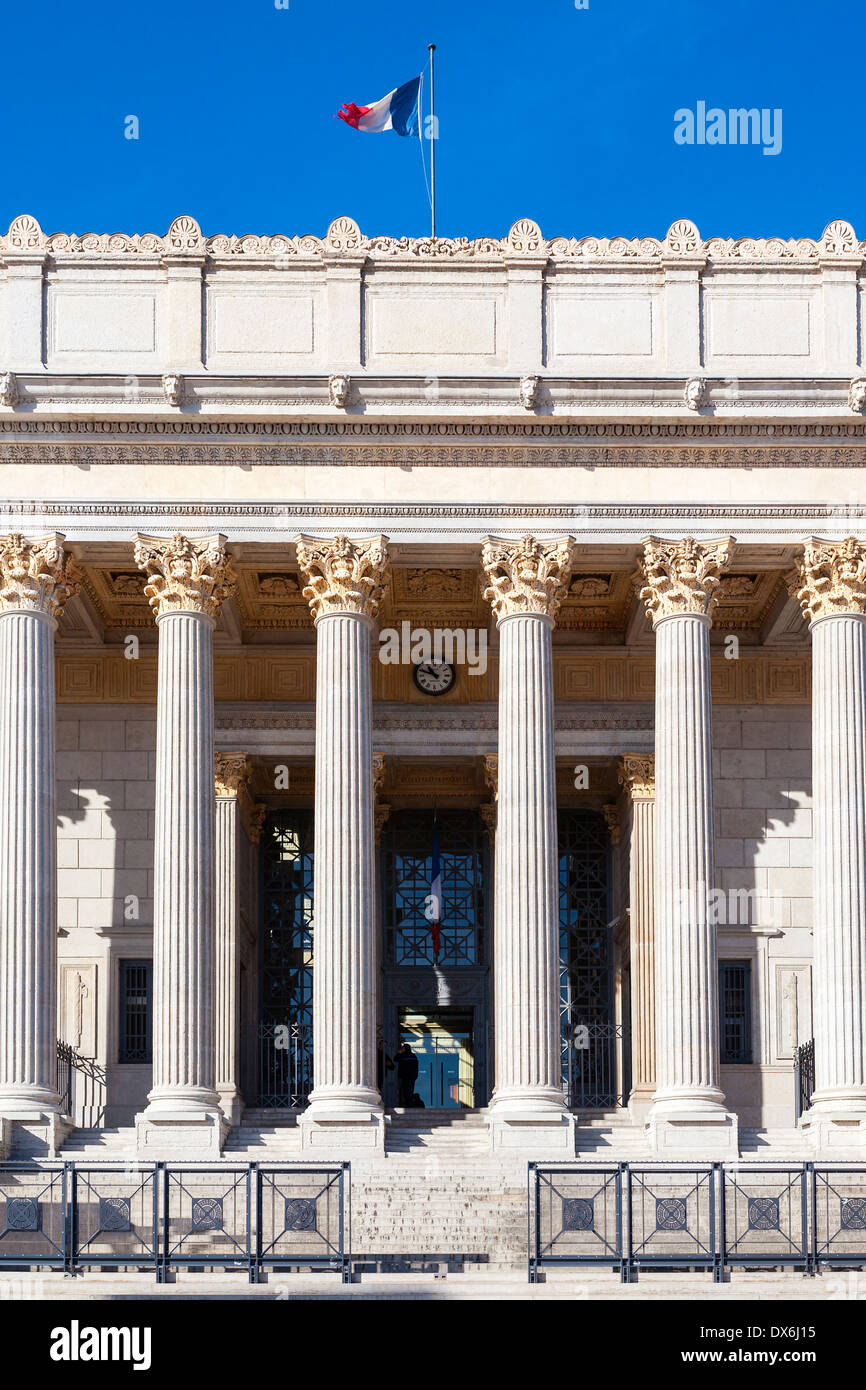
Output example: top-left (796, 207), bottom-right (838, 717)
top-left (396, 1042), bottom-right (419, 1107)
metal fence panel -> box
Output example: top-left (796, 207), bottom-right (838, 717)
top-left (0, 1164), bottom-right (66, 1270)
top-left (529, 1164), bottom-right (622, 1282)
top-left (162, 1167), bottom-right (253, 1278)
top-left (70, 1165), bottom-right (158, 1273)
top-left (813, 1167), bottom-right (866, 1269)
top-left (627, 1166), bottom-right (717, 1273)
top-left (722, 1166), bottom-right (809, 1270)
top-left (257, 1165), bottom-right (349, 1281)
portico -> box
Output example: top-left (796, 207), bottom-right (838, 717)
top-left (2, 212), bottom-right (866, 1170)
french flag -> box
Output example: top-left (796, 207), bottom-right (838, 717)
top-left (429, 814), bottom-right (442, 960)
top-left (337, 75), bottom-right (421, 137)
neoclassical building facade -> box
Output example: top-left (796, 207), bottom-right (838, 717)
top-left (1, 211), bottom-right (865, 1166)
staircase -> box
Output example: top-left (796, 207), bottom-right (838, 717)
top-left (223, 1112), bottom-right (302, 1157)
top-left (574, 1110), bottom-right (652, 1158)
top-left (59, 1126), bottom-right (135, 1159)
top-left (739, 1127), bottom-right (812, 1158)
top-left (386, 1109), bottom-right (491, 1157)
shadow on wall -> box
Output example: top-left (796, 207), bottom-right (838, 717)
top-left (55, 718), bottom-right (156, 1127)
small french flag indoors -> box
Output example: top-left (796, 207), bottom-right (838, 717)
top-left (337, 75), bottom-right (422, 137)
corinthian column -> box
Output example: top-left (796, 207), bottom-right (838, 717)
top-left (296, 534), bottom-right (388, 1149)
top-left (214, 751), bottom-right (255, 1129)
top-left (482, 535), bottom-right (576, 1153)
top-left (0, 535), bottom-right (78, 1156)
top-left (794, 538), bottom-right (866, 1151)
top-left (637, 536), bottom-right (739, 1156)
top-left (618, 754), bottom-right (656, 1121)
top-left (133, 533), bottom-right (235, 1157)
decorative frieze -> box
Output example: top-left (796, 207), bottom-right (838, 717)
top-left (636, 536), bottom-right (735, 624)
top-left (793, 537), bottom-right (866, 624)
top-left (481, 535), bottom-right (577, 622)
top-left (295, 535), bottom-right (389, 621)
top-left (0, 533), bottom-right (79, 619)
top-left (133, 534), bottom-right (236, 619)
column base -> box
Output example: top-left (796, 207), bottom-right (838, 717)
top-left (628, 1085), bottom-right (656, 1125)
top-left (299, 1108), bottom-right (386, 1155)
top-left (135, 1101), bottom-right (228, 1160)
top-left (488, 1092), bottom-right (576, 1156)
top-left (217, 1086), bottom-right (245, 1130)
top-left (0, 1091), bottom-right (68, 1157)
top-left (800, 1099), bottom-right (866, 1156)
top-left (646, 1098), bottom-right (739, 1159)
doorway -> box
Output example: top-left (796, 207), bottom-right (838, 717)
top-left (398, 1008), bottom-right (474, 1110)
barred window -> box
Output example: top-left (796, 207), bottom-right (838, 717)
top-left (719, 960), bottom-right (752, 1064)
top-left (119, 960), bottom-right (152, 1064)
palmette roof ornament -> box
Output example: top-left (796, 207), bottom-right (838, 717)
top-left (793, 537), bottom-right (866, 624)
top-left (618, 753), bottom-right (655, 799)
top-left (636, 536), bottom-right (735, 624)
top-left (5, 215), bottom-right (863, 265)
top-left (481, 535), bottom-right (577, 622)
top-left (0, 532), bottom-right (80, 618)
top-left (295, 534), bottom-right (389, 620)
top-left (133, 532), bottom-right (236, 618)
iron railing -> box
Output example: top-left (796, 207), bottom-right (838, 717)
top-left (529, 1162), bottom-right (866, 1282)
top-left (794, 1038), bottom-right (815, 1121)
top-left (56, 1040), bottom-right (107, 1126)
top-left (243, 1023), bottom-right (312, 1110)
top-left (0, 1162), bottom-right (349, 1282)
top-left (561, 1022), bottom-right (628, 1110)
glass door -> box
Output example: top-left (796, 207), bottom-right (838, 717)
top-left (398, 1008), bottom-right (474, 1109)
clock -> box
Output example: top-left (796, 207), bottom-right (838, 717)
top-left (412, 660), bottom-right (456, 696)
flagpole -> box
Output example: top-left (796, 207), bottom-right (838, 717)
top-left (428, 43), bottom-right (436, 238)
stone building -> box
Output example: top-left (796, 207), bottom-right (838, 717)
top-left (1, 212), bottom-right (865, 1234)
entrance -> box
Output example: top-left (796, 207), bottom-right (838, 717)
top-left (398, 1008), bottom-right (474, 1110)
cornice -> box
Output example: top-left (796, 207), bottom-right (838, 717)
top-left (4, 214), bottom-right (863, 268)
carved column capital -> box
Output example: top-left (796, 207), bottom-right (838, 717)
top-left (793, 536), bottom-right (866, 623)
top-left (636, 536), bottom-right (734, 624)
top-left (481, 534), bottom-right (576, 622)
top-left (248, 804), bottom-right (267, 845)
top-left (295, 534), bottom-right (389, 620)
top-left (134, 533), bottom-right (236, 619)
top-left (373, 751), bottom-right (390, 844)
top-left (482, 753), bottom-right (498, 800)
top-left (618, 752), bottom-right (656, 800)
top-left (603, 803), bottom-right (622, 845)
top-left (0, 533), bottom-right (80, 619)
top-left (214, 751), bottom-right (252, 798)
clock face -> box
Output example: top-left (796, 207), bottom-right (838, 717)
top-left (412, 661), bottom-right (456, 696)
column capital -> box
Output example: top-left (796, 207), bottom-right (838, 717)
top-left (295, 534), bottom-right (389, 620)
top-left (618, 752), bottom-right (656, 799)
top-left (482, 752), bottom-right (498, 800)
top-left (134, 533), bottom-right (236, 619)
top-left (481, 534), bottom-right (576, 622)
top-left (0, 533), bottom-right (80, 619)
top-left (636, 535), bottom-right (734, 625)
top-left (214, 751), bottom-right (252, 798)
top-left (792, 536), bottom-right (866, 624)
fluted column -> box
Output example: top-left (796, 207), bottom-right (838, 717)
top-left (133, 533), bottom-right (235, 1154)
top-left (214, 751), bottom-right (255, 1128)
top-left (296, 534), bottom-right (388, 1143)
top-left (794, 538), bottom-right (866, 1147)
top-left (482, 536), bottom-right (576, 1147)
top-left (618, 754), bottom-right (656, 1120)
top-left (0, 535), bottom-right (78, 1153)
top-left (637, 536), bottom-right (738, 1155)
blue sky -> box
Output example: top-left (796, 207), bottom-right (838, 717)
top-left (2, 0), bottom-right (862, 241)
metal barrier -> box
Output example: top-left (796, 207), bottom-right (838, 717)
top-left (529, 1162), bottom-right (866, 1282)
top-left (0, 1162), bottom-right (349, 1283)
top-left (794, 1038), bottom-right (815, 1120)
